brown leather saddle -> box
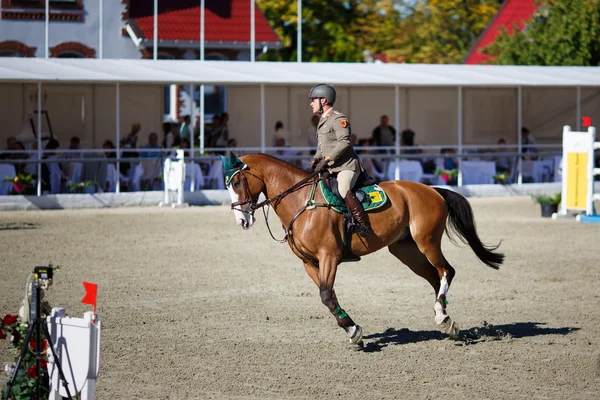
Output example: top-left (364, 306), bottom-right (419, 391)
top-left (321, 170), bottom-right (375, 263)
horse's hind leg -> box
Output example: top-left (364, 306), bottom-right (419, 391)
top-left (388, 237), bottom-right (459, 338)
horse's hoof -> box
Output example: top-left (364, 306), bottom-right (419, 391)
top-left (349, 324), bottom-right (363, 345)
top-left (440, 318), bottom-right (460, 339)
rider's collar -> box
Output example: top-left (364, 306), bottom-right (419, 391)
top-left (321, 108), bottom-right (334, 119)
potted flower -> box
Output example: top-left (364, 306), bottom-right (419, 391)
top-left (3, 173), bottom-right (35, 195)
top-left (435, 168), bottom-right (458, 185)
top-left (531, 193), bottom-right (561, 217)
top-left (1, 264), bottom-right (60, 399)
top-left (493, 173), bottom-right (508, 184)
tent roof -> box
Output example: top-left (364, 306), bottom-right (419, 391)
top-left (0, 58), bottom-right (599, 87)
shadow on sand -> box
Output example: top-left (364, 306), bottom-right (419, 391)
top-left (0, 223), bottom-right (39, 231)
top-left (361, 322), bottom-right (579, 353)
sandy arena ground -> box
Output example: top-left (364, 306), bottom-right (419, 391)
top-left (1, 197), bottom-right (599, 399)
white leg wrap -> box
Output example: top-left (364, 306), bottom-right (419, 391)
top-left (437, 272), bottom-right (449, 299)
top-left (434, 301), bottom-right (447, 325)
top-left (434, 272), bottom-right (449, 325)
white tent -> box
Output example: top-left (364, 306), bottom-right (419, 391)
top-left (0, 58), bottom-right (599, 87)
top-left (2, 58), bottom-right (598, 193)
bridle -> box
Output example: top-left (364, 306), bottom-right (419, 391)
top-left (225, 164), bottom-right (322, 245)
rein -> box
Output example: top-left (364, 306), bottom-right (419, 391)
top-left (226, 166), bottom-right (328, 265)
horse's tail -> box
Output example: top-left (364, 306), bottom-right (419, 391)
top-left (434, 188), bottom-right (504, 270)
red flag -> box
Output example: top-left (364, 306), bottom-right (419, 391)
top-left (82, 282), bottom-right (98, 312)
top-left (582, 116), bottom-right (592, 127)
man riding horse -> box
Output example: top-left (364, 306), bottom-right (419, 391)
top-left (308, 84), bottom-right (371, 238)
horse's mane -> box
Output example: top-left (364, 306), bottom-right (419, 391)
top-left (243, 153), bottom-right (309, 178)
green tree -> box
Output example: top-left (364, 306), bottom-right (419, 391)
top-left (258, 0), bottom-right (363, 62)
top-left (390, 0), bottom-right (501, 63)
top-left (257, 0), bottom-right (501, 64)
top-left (484, 0), bottom-right (600, 65)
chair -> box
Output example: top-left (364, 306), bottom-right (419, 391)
top-left (206, 160), bottom-right (225, 189)
top-left (46, 157), bottom-right (64, 194)
top-left (140, 160), bottom-right (162, 191)
top-left (0, 163), bottom-right (17, 195)
top-left (66, 162), bottom-right (83, 188)
top-left (185, 162), bottom-right (205, 191)
top-left (105, 164), bottom-right (118, 193)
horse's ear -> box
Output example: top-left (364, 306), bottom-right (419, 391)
top-left (219, 154), bottom-right (228, 167)
top-left (229, 151), bottom-right (244, 168)
top-left (228, 151), bottom-right (237, 165)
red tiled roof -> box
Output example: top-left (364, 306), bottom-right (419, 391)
top-left (464, 0), bottom-right (537, 64)
top-left (130, 0), bottom-right (280, 44)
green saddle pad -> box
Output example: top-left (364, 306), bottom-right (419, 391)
top-left (319, 180), bottom-right (388, 214)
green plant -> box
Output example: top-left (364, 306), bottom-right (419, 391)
top-left (4, 173), bottom-right (35, 194)
top-left (1, 263), bottom-right (61, 400)
top-left (67, 180), bottom-right (94, 193)
top-left (493, 173), bottom-right (508, 184)
top-left (435, 168), bottom-right (458, 184)
top-left (530, 193), bottom-right (561, 205)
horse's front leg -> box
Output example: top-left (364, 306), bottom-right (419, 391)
top-left (303, 260), bottom-right (363, 346)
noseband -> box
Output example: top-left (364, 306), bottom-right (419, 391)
top-left (226, 165), bottom-right (321, 214)
top-left (225, 164), bottom-right (326, 265)
top-left (227, 166), bottom-right (261, 215)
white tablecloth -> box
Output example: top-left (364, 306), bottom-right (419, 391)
top-left (522, 160), bottom-right (554, 183)
top-left (462, 161), bottom-right (496, 185)
top-left (386, 161), bottom-right (423, 182)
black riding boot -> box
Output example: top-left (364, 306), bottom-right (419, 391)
top-left (344, 191), bottom-right (371, 238)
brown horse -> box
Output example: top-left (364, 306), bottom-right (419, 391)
top-left (221, 152), bottom-right (504, 347)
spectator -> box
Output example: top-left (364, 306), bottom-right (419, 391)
top-left (122, 122), bottom-right (141, 149)
top-left (163, 122), bottom-right (180, 148)
top-left (272, 121), bottom-right (290, 146)
top-left (440, 148), bottom-right (457, 170)
top-left (179, 137), bottom-right (191, 158)
top-left (66, 136), bottom-right (82, 159)
top-left (214, 112), bottom-right (229, 147)
top-left (206, 114), bottom-right (221, 148)
top-left (358, 138), bottom-right (384, 183)
top-left (41, 138), bottom-right (61, 193)
top-left (140, 132), bottom-right (161, 158)
top-left (521, 127), bottom-right (537, 155)
top-left (371, 115), bottom-right (396, 149)
top-left (272, 137), bottom-right (301, 168)
top-left (102, 140), bottom-right (116, 160)
top-left (401, 129), bottom-right (423, 155)
top-left (495, 138), bottom-right (511, 174)
top-left (0, 136), bottom-right (17, 160)
top-left (180, 115), bottom-right (191, 140)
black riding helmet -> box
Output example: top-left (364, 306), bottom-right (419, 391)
top-left (308, 84), bottom-right (336, 106)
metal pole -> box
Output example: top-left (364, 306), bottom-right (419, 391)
top-left (517, 86), bottom-right (523, 185)
top-left (394, 85), bottom-right (400, 180)
top-left (116, 84), bottom-right (120, 193)
top-left (45, 0), bottom-right (49, 58)
top-left (200, 0), bottom-right (205, 61)
top-left (189, 84), bottom-right (195, 192)
top-left (153, 0), bottom-right (158, 60)
top-left (99, 0), bottom-right (103, 59)
top-left (297, 0), bottom-right (302, 62)
top-left (576, 86), bottom-right (581, 131)
top-left (457, 86), bottom-right (463, 187)
top-left (250, 0), bottom-right (255, 62)
top-left (37, 83), bottom-right (42, 196)
top-left (200, 85), bottom-right (205, 154)
top-left (260, 84), bottom-right (265, 152)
